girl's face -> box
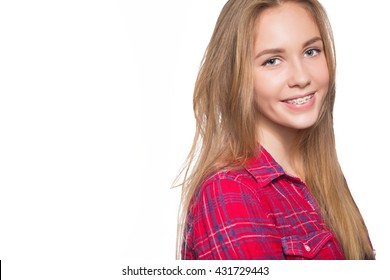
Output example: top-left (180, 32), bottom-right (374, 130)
top-left (253, 2), bottom-right (329, 133)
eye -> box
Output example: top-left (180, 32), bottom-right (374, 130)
top-left (262, 58), bottom-right (281, 67)
top-left (305, 48), bottom-right (321, 57)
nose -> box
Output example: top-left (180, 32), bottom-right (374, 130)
top-left (287, 58), bottom-right (311, 88)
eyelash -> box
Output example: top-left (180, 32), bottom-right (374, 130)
top-left (262, 48), bottom-right (321, 66)
top-left (262, 58), bottom-right (280, 66)
top-left (305, 48), bottom-right (321, 57)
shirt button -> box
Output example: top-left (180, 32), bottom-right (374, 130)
top-left (304, 244), bottom-right (311, 252)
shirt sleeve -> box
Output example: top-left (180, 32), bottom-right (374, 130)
top-left (187, 176), bottom-right (283, 260)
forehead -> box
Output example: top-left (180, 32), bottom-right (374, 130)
top-left (254, 2), bottom-right (320, 49)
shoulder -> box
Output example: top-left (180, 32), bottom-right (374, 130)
top-left (190, 168), bottom-right (263, 213)
top-left (201, 167), bottom-right (258, 193)
top-left (184, 167), bottom-right (279, 260)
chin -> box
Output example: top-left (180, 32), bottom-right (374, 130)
top-left (282, 116), bottom-right (319, 130)
top-left (291, 123), bottom-right (316, 130)
top-left (286, 106), bottom-right (322, 128)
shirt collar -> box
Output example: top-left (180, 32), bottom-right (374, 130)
top-left (244, 147), bottom-right (286, 188)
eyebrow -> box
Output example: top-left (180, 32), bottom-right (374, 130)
top-left (255, 36), bottom-right (323, 59)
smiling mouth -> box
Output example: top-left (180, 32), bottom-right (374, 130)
top-left (283, 93), bottom-right (315, 105)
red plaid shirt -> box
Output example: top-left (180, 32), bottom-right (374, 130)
top-left (182, 147), bottom-right (345, 260)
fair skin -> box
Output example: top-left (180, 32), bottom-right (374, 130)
top-left (253, 2), bottom-right (329, 176)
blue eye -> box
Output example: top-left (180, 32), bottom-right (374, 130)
top-left (263, 58), bottom-right (281, 66)
top-left (305, 48), bottom-right (320, 57)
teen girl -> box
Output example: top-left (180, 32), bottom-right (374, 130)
top-left (176, 0), bottom-right (375, 260)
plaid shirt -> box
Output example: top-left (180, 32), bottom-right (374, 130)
top-left (182, 147), bottom-right (345, 260)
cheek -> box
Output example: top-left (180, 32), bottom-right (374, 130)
top-left (253, 71), bottom-right (285, 102)
top-left (312, 59), bottom-right (330, 89)
top-left (317, 65), bottom-right (330, 107)
top-left (307, 58), bottom-right (330, 108)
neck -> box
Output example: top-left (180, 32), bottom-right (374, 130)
top-left (256, 120), bottom-right (300, 177)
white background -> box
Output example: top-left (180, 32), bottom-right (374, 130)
top-left (0, 0), bottom-right (388, 279)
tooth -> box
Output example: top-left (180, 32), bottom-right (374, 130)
top-left (287, 94), bottom-right (312, 105)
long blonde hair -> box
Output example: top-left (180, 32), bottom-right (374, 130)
top-left (175, 0), bottom-right (374, 260)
